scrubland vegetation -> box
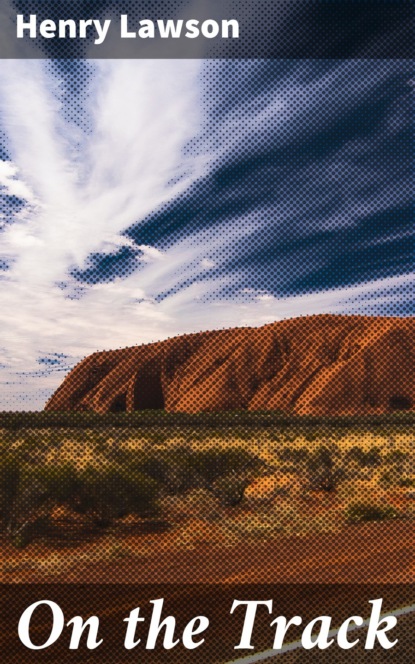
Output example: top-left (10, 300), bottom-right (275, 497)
top-left (0, 413), bottom-right (414, 563)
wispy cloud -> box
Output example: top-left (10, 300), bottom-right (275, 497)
top-left (0, 58), bottom-right (412, 409)
top-left (0, 58), bottom-right (204, 407)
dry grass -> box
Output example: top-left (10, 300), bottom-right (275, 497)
top-left (1, 422), bottom-right (415, 580)
top-left (3, 422), bottom-right (414, 469)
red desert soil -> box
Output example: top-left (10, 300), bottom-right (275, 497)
top-left (45, 314), bottom-right (415, 416)
top-left (2, 525), bottom-right (414, 664)
top-left (2, 520), bottom-right (414, 584)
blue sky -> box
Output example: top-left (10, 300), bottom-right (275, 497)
top-left (0, 58), bottom-right (413, 409)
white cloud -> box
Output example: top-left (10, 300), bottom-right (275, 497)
top-left (0, 58), bottom-right (410, 410)
top-left (0, 59), bottom-right (203, 287)
top-left (0, 58), bottom-right (205, 408)
top-left (137, 245), bottom-right (165, 263)
top-left (0, 161), bottom-right (35, 202)
top-left (200, 258), bottom-right (216, 269)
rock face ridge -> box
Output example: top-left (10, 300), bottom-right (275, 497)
top-left (45, 315), bottom-right (415, 416)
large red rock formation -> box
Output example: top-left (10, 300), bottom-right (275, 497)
top-left (45, 315), bottom-right (415, 416)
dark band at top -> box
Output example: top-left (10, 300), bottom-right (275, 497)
top-left (1, 1), bottom-right (414, 59)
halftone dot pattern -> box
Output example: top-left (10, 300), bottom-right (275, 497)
top-left (5, 1), bottom-right (415, 58)
top-left (70, 59), bottom-right (412, 303)
top-left (0, 4), bottom-right (415, 663)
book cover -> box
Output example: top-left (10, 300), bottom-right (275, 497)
top-left (0, 1), bottom-right (414, 661)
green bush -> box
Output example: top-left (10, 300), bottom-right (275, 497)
top-left (132, 448), bottom-right (198, 494)
top-left (345, 501), bottom-right (399, 523)
top-left (190, 448), bottom-right (254, 485)
top-left (3, 463), bottom-right (78, 535)
top-left (71, 465), bottom-right (161, 524)
top-left (131, 447), bottom-right (255, 493)
top-left (22, 463), bottom-right (78, 502)
top-left (9, 476), bottom-right (50, 531)
top-left (0, 444), bottom-right (260, 539)
top-left (119, 467), bottom-right (161, 515)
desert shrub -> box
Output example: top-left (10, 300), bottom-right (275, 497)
top-left (146, 447), bottom-right (262, 502)
top-left (304, 431), bottom-right (319, 442)
top-left (22, 463), bottom-right (78, 502)
top-left (71, 465), bottom-right (161, 525)
top-left (364, 447), bottom-right (383, 467)
top-left (305, 445), bottom-right (345, 492)
top-left (345, 446), bottom-right (382, 468)
top-left (130, 448), bottom-right (200, 494)
top-left (1, 456), bottom-right (162, 545)
top-left (119, 467), bottom-right (161, 515)
top-left (345, 501), bottom-right (399, 523)
top-left (276, 447), bottom-right (309, 465)
top-left (384, 450), bottom-right (409, 464)
top-left (7, 474), bottom-right (53, 545)
top-left (282, 431), bottom-right (298, 443)
top-left (0, 457), bottom-right (53, 542)
top-left (380, 449), bottom-right (411, 484)
top-left (275, 444), bottom-right (346, 491)
top-left (378, 471), bottom-right (396, 488)
top-left (398, 477), bottom-right (415, 488)
top-left (0, 456), bottom-right (20, 524)
top-left (189, 448), bottom-right (255, 485)
top-left (212, 476), bottom-right (248, 507)
top-left (278, 463), bottom-right (299, 475)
